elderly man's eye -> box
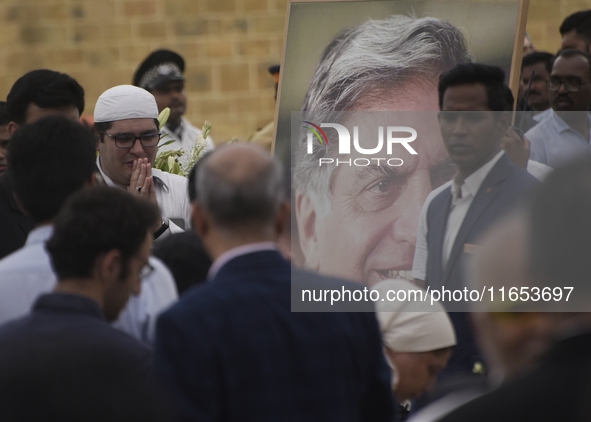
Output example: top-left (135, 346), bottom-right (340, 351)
top-left (369, 179), bottom-right (391, 193)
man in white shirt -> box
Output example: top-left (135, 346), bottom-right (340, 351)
top-left (133, 49), bottom-right (214, 155)
top-left (94, 85), bottom-right (192, 236)
top-left (525, 49), bottom-right (591, 168)
top-left (419, 64), bottom-right (537, 380)
top-left (0, 116), bottom-right (177, 344)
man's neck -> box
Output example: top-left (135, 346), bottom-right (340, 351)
top-left (53, 278), bottom-right (104, 308)
top-left (455, 149), bottom-right (502, 185)
top-left (556, 111), bottom-right (590, 141)
top-left (208, 236), bottom-right (276, 261)
top-left (166, 119), bottom-right (181, 132)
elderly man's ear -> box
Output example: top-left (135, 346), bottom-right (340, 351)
top-left (191, 203), bottom-right (209, 239)
top-left (295, 192), bottom-right (320, 270)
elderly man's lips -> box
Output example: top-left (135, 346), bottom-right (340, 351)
top-left (376, 269), bottom-right (414, 281)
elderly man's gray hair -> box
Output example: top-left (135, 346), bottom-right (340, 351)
top-left (293, 15), bottom-right (470, 215)
top-left (195, 150), bottom-right (286, 229)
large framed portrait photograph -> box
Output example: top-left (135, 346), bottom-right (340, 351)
top-left (279, 0), bottom-right (528, 289)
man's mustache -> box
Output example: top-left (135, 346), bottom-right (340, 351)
top-left (553, 95), bottom-right (573, 105)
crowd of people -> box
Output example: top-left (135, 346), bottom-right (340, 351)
top-left (0, 7), bottom-right (590, 422)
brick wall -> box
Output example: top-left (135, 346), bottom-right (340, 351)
top-left (0, 0), bottom-right (287, 143)
top-left (527, 0), bottom-right (589, 53)
top-left (0, 0), bottom-right (585, 143)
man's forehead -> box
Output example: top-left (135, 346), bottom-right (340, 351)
top-left (552, 55), bottom-right (591, 77)
top-left (561, 30), bottom-right (590, 51)
top-left (110, 118), bottom-right (158, 131)
top-left (523, 62), bottom-right (549, 76)
top-left (441, 83), bottom-right (489, 110)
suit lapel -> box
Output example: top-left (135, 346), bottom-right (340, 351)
top-left (443, 155), bottom-right (510, 284)
top-left (429, 188), bottom-right (453, 289)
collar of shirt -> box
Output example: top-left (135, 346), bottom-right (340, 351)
top-left (168, 120), bottom-right (184, 139)
top-left (34, 292), bottom-right (105, 321)
top-left (532, 108), bottom-right (552, 123)
top-left (550, 110), bottom-right (591, 135)
top-left (95, 156), bottom-right (168, 191)
top-left (451, 150), bottom-right (505, 204)
top-left (25, 224), bottom-right (54, 247)
top-left (208, 242), bottom-right (278, 280)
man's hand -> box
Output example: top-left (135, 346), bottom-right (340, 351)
top-left (128, 158), bottom-right (157, 203)
top-left (501, 127), bottom-right (530, 169)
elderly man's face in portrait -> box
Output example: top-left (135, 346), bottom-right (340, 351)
top-left (296, 81), bottom-right (452, 286)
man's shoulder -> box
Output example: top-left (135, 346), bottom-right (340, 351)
top-left (502, 158), bottom-right (539, 187)
top-left (428, 181), bottom-right (453, 204)
top-left (180, 117), bottom-right (201, 133)
top-left (426, 181), bottom-right (453, 213)
top-left (0, 243), bottom-right (52, 280)
top-left (182, 250), bottom-right (289, 298)
top-left (0, 310), bottom-right (149, 358)
top-left (152, 168), bottom-right (188, 186)
top-left (525, 111), bottom-right (556, 140)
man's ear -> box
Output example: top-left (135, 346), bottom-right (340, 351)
top-left (191, 203), bottom-right (209, 239)
top-left (7, 122), bottom-right (19, 137)
top-left (275, 200), bottom-right (290, 238)
top-left (294, 192), bottom-right (321, 270)
top-left (96, 249), bottom-right (123, 285)
top-left (496, 111), bottom-right (511, 138)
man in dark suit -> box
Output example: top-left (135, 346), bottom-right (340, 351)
top-left (0, 186), bottom-right (161, 420)
top-left (153, 144), bottom-right (393, 422)
top-left (438, 157), bottom-right (591, 422)
top-left (423, 64), bottom-right (537, 378)
top-left (0, 69), bottom-right (85, 259)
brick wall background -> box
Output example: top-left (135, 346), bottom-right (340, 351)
top-left (0, 0), bottom-right (585, 143)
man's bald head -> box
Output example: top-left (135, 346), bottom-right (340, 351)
top-left (194, 144), bottom-right (286, 232)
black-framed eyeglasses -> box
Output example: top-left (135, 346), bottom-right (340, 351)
top-left (134, 257), bottom-right (155, 279)
top-left (100, 131), bottom-right (161, 148)
top-left (546, 77), bottom-right (588, 92)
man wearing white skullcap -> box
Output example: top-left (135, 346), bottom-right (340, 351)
top-left (373, 278), bottom-right (456, 413)
top-left (94, 85), bottom-right (191, 239)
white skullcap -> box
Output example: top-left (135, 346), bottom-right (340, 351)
top-left (94, 85), bottom-right (158, 123)
top-left (373, 279), bottom-right (456, 353)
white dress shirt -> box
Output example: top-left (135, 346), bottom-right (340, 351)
top-left (97, 157), bottom-right (191, 232)
top-left (526, 111), bottom-right (591, 168)
top-left (0, 225), bottom-right (178, 345)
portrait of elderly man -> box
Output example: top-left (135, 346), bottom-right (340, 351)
top-left (293, 15), bottom-right (471, 286)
